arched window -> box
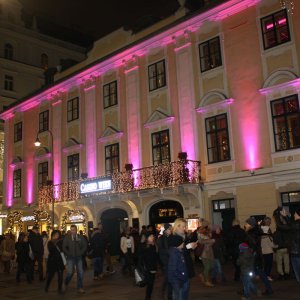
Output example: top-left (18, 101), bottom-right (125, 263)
top-left (41, 53), bottom-right (48, 70)
top-left (4, 43), bottom-right (13, 60)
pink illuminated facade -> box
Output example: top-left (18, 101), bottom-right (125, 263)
top-left (1, 0), bottom-right (300, 234)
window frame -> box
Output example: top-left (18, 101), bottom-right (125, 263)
top-left (212, 198), bottom-right (234, 212)
top-left (199, 36), bottom-right (222, 73)
top-left (4, 43), bottom-right (13, 60)
top-left (14, 122), bottom-right (22, 143)
top-left (205, 113), bottom-right (231, 164)
top-left (67, 153), bottom-right (80, 181)
top-left (270, 94), bottom-right (300, 152)
top-left (67, 97), bottom-right (79, 122)
top-left (103, 81), bottom-right (118, 109)
top-left (13, 169), bottom-right (21, 198)
top-left (4, 74), bottom-right (14, 91)
top-left (260, 9), bottom-right (291, 50)
top-left (151, 129), bottom-right (171, 165)
top-left (39, 110), bottom-right (49, 133)
top-left (38, 161), bottom-right (48, 188)
top-left (105, 143), bottom-right (120, 175)
top-left (148, 60), bottom-right (167, 92)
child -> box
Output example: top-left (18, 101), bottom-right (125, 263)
top-left (168, 235), bottom-right (189, 300)
top-left (237, 243), bottom-right (257, 300)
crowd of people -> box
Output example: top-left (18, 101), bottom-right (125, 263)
top-left (0, 205), bottom-right (299, 300)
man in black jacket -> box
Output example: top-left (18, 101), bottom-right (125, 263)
top-left (289, 208), bottom-right (300, 283)
top-left (28, 225), bottom-right (44, 281)
top-left (90, 227), bottom-right (105, 280)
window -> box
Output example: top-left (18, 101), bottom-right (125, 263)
top-left (261, 9), bottom-right (290, 50)
top-left (14, 122), bottom-right (22, 143)
top-left (148, 60), bottom-right (166, 91)
top-left (103, 81), bottom-right (118, 108)
top-left (13, 169), bottom-right (21, 198)
top-left (212, 199), bottom-right (234, 211)
top-left (39, 110), bottom-right (49, 132)
top-left (4, 43), bottom-right (13, 60)
top-left (67, 154), bottom-right (79, 181)
top-left (152, 130), bottom-right (170, 165)
top-left (41, 53), bottom-right (48, 70)
top-left (38, 162), bottom-right (48, 188)
top-left (105, 143), bottom-right (119, 175)
top-left (199, 37), bottom-right (222, 72)
top-left (281, 191), bottom-right (300, 217)
top-left (205, 114), bottom-right (230, 163)
top-left (4, 75), bottom-right (14, 91)
top-left (271, 94), bottom-right (300, 151)
top-left (67, 97), bottom-right (79, 122)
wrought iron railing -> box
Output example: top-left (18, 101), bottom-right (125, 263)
top-left (38, 159), bottom-right (201, 207)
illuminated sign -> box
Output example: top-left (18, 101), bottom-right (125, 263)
top-left (0, 214), bottom-right (8, 218)
top-left (80, 177), bottom-right (112, 194)
top-left (69, 215), bottom-right (85, 222)
top-left (21, 216), bottom-right (35, 222)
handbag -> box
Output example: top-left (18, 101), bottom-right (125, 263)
top-left (56, 246), bottom-right (67, 266)
top-left (134, 264), bottom-right (147, 287)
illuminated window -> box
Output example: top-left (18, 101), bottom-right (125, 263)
top-left (13, 169), bottom-right (21, 198)
top-left (261, 9), bottom-right (290, 50)
top-left (199, 37), bottom-right (222, 72)
top-left (281, 191), bottom-right (300, 217)
top-left (158, 208), bottom-right (176, 217)
top-left (105, 143), bottom-right (119, 175)
top-left (103, 81), bottom-right (117, 108)
top-left (67, 97), bottom-right (79, 122)
top-left (148, 60), bottom-right (166, 91)
top-left (38, 162), bottom-right (48, 188)
top-left (14, 122), bottom-right (22, 143)
top-left (205, 114), bottom-right (230, 163)
top-left (152, 130), bottom-right (170, 165)
top-left (41, 53), bottom-right (48, 70)
top-left (212, 199), bottom-right (233, 211)
top-left (271, 94), bottom-right (300, 151)
top-left (39, 110), bottom-right (49, 132)
top-left (4, 43), bottom-right (13, 60)
top-left (4, 75), bottom-right (14, 91)
top-left (67, 154), bottom-right (79, 181)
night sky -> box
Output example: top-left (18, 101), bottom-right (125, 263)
top-left (19, 0), bottom-right (181, 47)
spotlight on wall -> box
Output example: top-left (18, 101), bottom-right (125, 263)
top-left (249, 169), bottom-right (255, 176)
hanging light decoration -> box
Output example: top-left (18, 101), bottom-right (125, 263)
top-left (280, 0), bottom-right (295, 14)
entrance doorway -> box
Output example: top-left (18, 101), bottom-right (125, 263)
top-left (212, 199), bottom-right (235, 234)
top-left (149, 200), bottom-right (183, 228)
top-left (100, 208), bottom-right (128, 256)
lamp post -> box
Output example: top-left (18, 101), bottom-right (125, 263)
top-left (34, 130), bottom-right (55, 229)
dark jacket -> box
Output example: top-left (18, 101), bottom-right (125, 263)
top-left (274, 214), bottom-right (292, 250)
top-left (237, 250), bottom-right (255, 274)
top-left (212, 233), bottom-right (225, 263)
top-left (15, 241), bottom-right (31, 264)
top-left (228, 225), bottom-right (246, 257)
top-left (290, 220), bottom-right (300, 256)
top-left (47, 240), bottom-right (64, 272)
top-left (244, 227), bottom-right (263, 267)
top-left (140, 244), bottom-right (158, 273)
top-left (90, 231), bottom-right (105, 258)
top-left (157, 233), bottom-right (170, 267)
top-left (168, 247), bottom-right (188, 289)
top-left (62, 234), bottom-right (87, 258)
top-left (28, 231), bottom-right (44, 256)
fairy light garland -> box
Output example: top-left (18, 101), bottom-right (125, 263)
top-left (7, 211), bottom-right (23, 232)
top-left (61, 209), bottom-right (86, 234)
top-left (33, 209), bottom-right (51, 232)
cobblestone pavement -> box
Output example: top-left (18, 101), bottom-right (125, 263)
top-left (0, 262), bottom-right (300, 300)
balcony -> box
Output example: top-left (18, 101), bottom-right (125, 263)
top-left (38, 158), bottom-right (201, 207)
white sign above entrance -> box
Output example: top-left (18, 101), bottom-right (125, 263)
top-left (80, 177), bottom-right (112, 194)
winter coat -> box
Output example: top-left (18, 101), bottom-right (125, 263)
top-left (90, 231), bottom-right (105, 258)
top-left (28, 232), bottom-right (44, 256)
top-left (274, 214), bottom-right (292, 249)
top-left (228, 225), bottom-right (246, 257)
top-left (0, 238), bottom-right (15, 261)
top-left (47, 240), bottom-right (64, 272)
top-left (15, 241), bottom-right (31, 264)
top-left (168, 247), bottom-right (188, 289)
top-left (212, 233), bottom-right (226, 263)
top-left (157, 233), bottom-right (171, 268)
top-left (237, 250), bottom-right (255, 275)
top-left (261, 226), bottom-right (275, 255)
top-left (139, 244), bottom-right (158, 273)
top-left (62, 234), bottom-right (87, 258)
top-left (198, 233), bottom-right (215, 260)
top-left (120, 235), bottom-right (135, 254)
top-left (290, 220), bottom-right (300, 257)
top-left (244, 227), bottom-right (263, 267)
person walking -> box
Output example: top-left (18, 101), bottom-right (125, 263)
top-left (90, 227), bottom-right (105, 280)
top-left (0, 232), bottom-right (15, 274)
top-left (45, 230), bottom-right (65, 293)
top-left (63, 225), bottom-right (87, 294)
top-left (290, 208), bottom-right (300, 283)
top-left (28, 226), bottom-right (44, 281)
top-left (120, 228), bottom-right (135, 275)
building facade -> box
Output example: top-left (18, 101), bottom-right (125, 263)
top-left (1, 0), bottom-right (300, 247)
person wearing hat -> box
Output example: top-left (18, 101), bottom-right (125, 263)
top-left (28, 225), bottom-right (44, 281)
top-left (157, 223), bottom-right (172, 300)
top-left (168, 234), bottom-right (189, 300)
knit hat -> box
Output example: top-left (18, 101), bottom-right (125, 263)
top-left (245, 217), bottom-right (256, 227)
top-left (164, 223), bottom-right (172, 231)
top-left (239, 243), bottom-right (249, 252)
top-left (169, 234), bottom-right (184, 248)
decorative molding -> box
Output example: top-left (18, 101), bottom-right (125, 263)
top-left (98, 126), bottom-right (123, 143)
top-left (83, 75), bottom-right (97, 91)
top-left (259, 77), bottom-right (300, 95)
top-left (262, 70), bottom-right (298, 89)
top-left (62, 138), bottom-right (83, 154)
top-left (9, 157), bottom-right (24, 169)
top-left (34, 147), bottom-right (52, 162)
top-left (196, 98), bottom-right (234, 114)
top-left (144, 109), bottom-right (175, 129)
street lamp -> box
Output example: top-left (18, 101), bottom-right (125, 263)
top-left (34, 130), bottom-right (55, 230)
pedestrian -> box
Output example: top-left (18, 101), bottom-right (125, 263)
top-left (42, 231), bottom-right (49, 272)
top-left (260, 217), bottom-right (275, 281)
top-left (157, 223), bottom-right (172, 300)
top-left (90, 227), bottom-right (105, 280)
top-left (120, 228), bottom-right (135, 275)
top-left (79, 230), bottom-right (88, 270)
top-left (28, 225), bottom-right (44, 281)
top-left (168, 234), bottom-right (189, 300)
top-left (237, 243), bottom-right (257, 300)
top-left (63, 224), bottom-right (87, 294)
top-left (0, 232), bottom-right (15, 274)
top-left (45, 230), bottom-right (65, 293)
top-left (139, 233), bottom-right (158, 300)
top-left (15, 233), bottom-right (33, 283)
top-left (290, 208), bottom-right (300, 283)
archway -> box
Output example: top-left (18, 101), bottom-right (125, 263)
top-left (149, 200), bottom-right (183, 227)
top-left (100, 208), bottom-right (128, 255)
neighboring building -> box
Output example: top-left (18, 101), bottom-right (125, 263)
top-left (0, 0), bottom-right (87, 233)
top-left (1, 0), bottom-right (300, 252)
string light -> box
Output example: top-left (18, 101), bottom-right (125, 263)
top-left (7, 211), bottom-right (23, 232)
top-left (33, 209), bottom-right (51, 232)
top-left (280, 0), bottom-right (295, 14)
top-left (61, 209), bottom-right (86, 234)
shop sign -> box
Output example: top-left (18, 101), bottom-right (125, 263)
top-left (69, 215), bottom-right (85, 222)
top-left (80, 177), bottom-right (112, 194)
top-left (0, 214), bottom-right (8, 218)
top-left (21, 216), bottom-right (35, 222)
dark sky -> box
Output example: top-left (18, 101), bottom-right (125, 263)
top-left (19, 0), bottom-right (182, 47)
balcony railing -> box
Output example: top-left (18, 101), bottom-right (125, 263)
top-left (38, 159), bottom-right (201, 207)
